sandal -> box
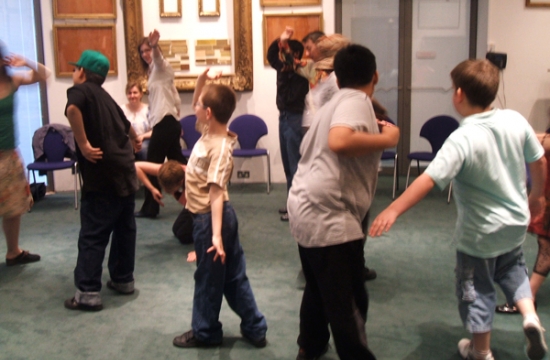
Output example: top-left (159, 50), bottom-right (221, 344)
top-left (496, 303), bottom-right (519, 314)
top-left (6, 250), bottom-right (41, 266)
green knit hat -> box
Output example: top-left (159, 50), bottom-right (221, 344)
top-left (69, 50), bottom-right (110, 78)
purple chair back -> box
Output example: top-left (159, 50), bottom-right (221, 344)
top-left (43, 129), bottom-right (70, 162)
top-left (419, 115), bottom-right (459, 154)
top-left (179, 114), bottom-right (201, 150)
top-left (229, 114), bottom-right (268, 149)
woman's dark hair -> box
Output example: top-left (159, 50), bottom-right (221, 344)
top-left (138, 37), bottom-right (150, 72)
top-left (288, 40), bottom-right (304, 59)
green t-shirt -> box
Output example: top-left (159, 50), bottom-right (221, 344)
top-left (0, 90), bottom-right (15, 150)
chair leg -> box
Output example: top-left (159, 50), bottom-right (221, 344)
top-left (406, 161), bottom-right (412, 189)
top-left (392, 154), bottom-right (398, 199)
top-left (447, 181), bottom-right (453, 204)
top-left (416, 160), bottom-right (421, 176)
top-left (266, 152), bottom-right (271, 194)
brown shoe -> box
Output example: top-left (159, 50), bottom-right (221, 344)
top-left (6, 250), bottom-right (40, 266)
top-left (64, 297), bottom-right (103, 312)
top-left (173, 330), bottom-right (222, 348)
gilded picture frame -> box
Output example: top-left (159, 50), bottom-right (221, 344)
top-left (260, 0), bottom-right (321, 7)
top-left (123, 0), bottom-right (252, 91)
top-left (199, 0), bottom-right (221, 17)
top-left (160, 0), bottom-right (182, 18)
top-left (526, 0), bottom-right (550, 6)
top-left (53, 24), bottom-right (118, 77)
top-left (53, 0), bottom-right (117, 19)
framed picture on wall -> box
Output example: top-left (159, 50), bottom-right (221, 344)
top-left (261, 0), bottom-right (321, 6)
top-left (526, 0), bottom-right (550, 6)
top-left (199, 0), bottom-right (220, 17)
top-left (160, 0), bottom-right (182, 17)
top-left (53, 0), bottom-right (116, 19)
top-left (263, 13), bottom-right (323, 65)
top-left (53, 25), bottom-right (118, 77)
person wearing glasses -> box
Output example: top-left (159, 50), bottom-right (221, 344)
top-left (135, 29), bottom-right (187, 219)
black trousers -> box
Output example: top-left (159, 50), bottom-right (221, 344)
top-left (138, 115), bottom-right (186, 216)
top-left (172, 208), bottom-right (193, 244)
top-left (298, 239), bottom-right (376, 360)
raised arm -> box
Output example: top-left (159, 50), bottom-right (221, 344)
top-left (192, 68), bottom-right (222, 107)
top-left (7, 54), bottom-right (51, 90)
top-left (148, 29), bottom-right (164, 67)
top-left (328, 123), bottom-right (400, 157)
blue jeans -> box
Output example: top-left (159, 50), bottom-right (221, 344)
top-left (455, 246), bottom-right (532, 333)
top-left (191, 202), bottom-right (267, 343)
top-left (74, 192), bottom-right (136, 305)
top-left (279, 111), bottom-right (303, 192)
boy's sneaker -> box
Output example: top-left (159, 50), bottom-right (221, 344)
top-left (173, 330), bottom-right (222, 348)
top-left (296, 344), bottom-right (329, 360)
top-left (524, 317), bottom-right (548, 360)
top-left (457, 339), bottom-right (494, 360)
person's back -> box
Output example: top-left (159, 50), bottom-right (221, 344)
top-left (430, 108), bottom-right (539, 257)
top-left (69, 81), bottom-right (138, 195)
top-left (64, 50), bottom-right (140, 312)
top-left (369, 59), bottom-right (548, 360)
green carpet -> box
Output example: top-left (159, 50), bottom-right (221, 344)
top-left (0, 176), bottom-right (546, 359)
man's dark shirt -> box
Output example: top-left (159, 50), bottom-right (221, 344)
top-left (267, 39), bottom-right (309, 114)
top-left (65, 82), bottom-right (138, 197)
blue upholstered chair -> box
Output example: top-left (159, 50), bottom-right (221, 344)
top-left (179, 114), bottom-right (200, 158)
top-left (27, 127), bottom-right (79, 209)
top-left (228, 114), bottom-right (271, 194)
top-left (406, 115), bottom-right (459, 203)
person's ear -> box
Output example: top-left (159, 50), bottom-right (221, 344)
top-left (372, 70), bottom-right (379, 86)
top-left (205, 107), bottom-right (212, 120)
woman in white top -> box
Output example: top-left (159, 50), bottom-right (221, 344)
top-left (121, 82), bottom-right (150, 160)
top-left (135, 29), bottom-right (187, 218)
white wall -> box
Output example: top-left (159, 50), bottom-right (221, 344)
top-left (41, 0), bottom-right (333, 192)
top-left (487, 0), bottom-right (550, 131)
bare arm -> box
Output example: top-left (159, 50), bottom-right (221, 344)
top-left (528, 156), bottom-right (546, 221)
top-left (207, 184), bottom-right (226, 264)
top-left (192, 68), bottom-right (222, 107)
top-left (135, 162), bottom-right (164, 206)
top-left (328, 124), bottom-right (400, 157)
top-left (147, 29), bottom-right (165, 68)
top-left (66, 105), bottom-right (103, 163)
top-left (369, 173), bottom-right (435, 237)
top-left (128, 126), bottom-right (142, 153)
top-left (7, 55), bottom-right (51, 90)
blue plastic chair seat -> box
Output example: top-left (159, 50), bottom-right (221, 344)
top-left (232, 149), bottom-right (268, 157)
top-left (406, 152), bottom-right (434, 162)
top-left (27, 161), bottom-right (75, 171)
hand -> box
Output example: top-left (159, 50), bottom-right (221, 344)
top-left (5, 54), bottom-right (27, 68)
top-left (280, 26), bottom-right (294, 42)
top-left (80, 141), bottom-right (103, 163)
top-left (187, 251), bottom-right (197, 262)
top-left (151, 188), bottom-right (164, 207)
top-left (133, 137), bottom-right (143, 152)
top-left (148, 29), bottom-right (160, 47)
top-left (207, 234), bottom-right (226, 264)
top-left (369, 208), bottom-right (399, 237)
